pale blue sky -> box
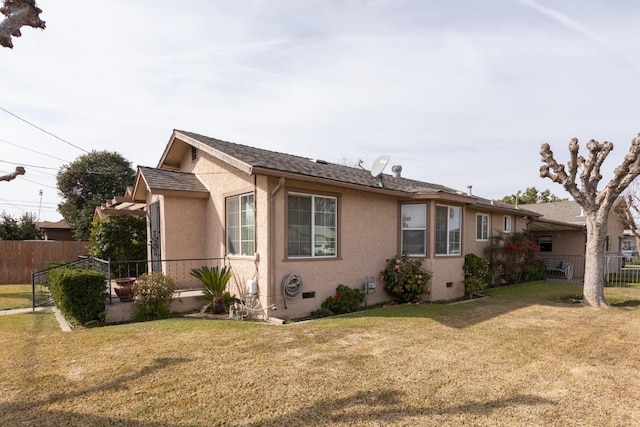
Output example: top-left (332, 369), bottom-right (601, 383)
top-left (1, 0), bottom-right (640, 221)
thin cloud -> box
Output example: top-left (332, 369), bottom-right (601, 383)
top-left (516, 0), bottom-right (640, 72)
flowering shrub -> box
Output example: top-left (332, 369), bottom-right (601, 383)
top-left (381, 254), bottom-right (431, 303)
top-left (132, 272), bottom-right (176, 321)
top-left (318, 284), bottom-right (364, 317)
top-left (484, 232), bottom-right (545, 285)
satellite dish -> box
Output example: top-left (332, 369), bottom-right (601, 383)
top-left (370, 154), bottom-right (390, 177)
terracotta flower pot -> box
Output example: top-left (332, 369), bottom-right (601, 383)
top-left (114, 277), bottom-right (136, 302)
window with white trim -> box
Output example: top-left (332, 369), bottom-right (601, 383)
top-left (401, 204), bottom-right (426, 256)
top-left (503, 215), bottom-right (512, 233)
top-left (436, 205), bottom-right (461, 255)
top-left (476, 214), bottom-right (489, 241)
top-left (288, 193), bottom-right (337, 258)
top-left (226, 193), bottom-right (254, 256)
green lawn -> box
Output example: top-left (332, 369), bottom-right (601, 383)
top-left (0, 284), bottom-right (47, 310)
top-left (1, 282), bottom-right (639, 426)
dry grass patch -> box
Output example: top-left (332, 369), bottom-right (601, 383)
top-left (1, 282), bottom-right (639, 426)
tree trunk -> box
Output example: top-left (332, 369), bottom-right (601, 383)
top-left (583, 213), bottom-right (609, 307)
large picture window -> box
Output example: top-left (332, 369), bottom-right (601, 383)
top-left (288, 193), bottom-right (337, 258)
top-left (436, 205), bottom-right (461, 255)
top-left (226, 193), bottom-right (255, 256)
top-left (476, 213), bottom-right (489, 241)
top-left (401, 204), bottom-right (426, 256)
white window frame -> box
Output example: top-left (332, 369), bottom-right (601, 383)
top-left (503, 215), bottom-right (512, 233)
top-left (436, 205), bottom-right (462, 255)
top-left (226, 192), bottom-right (255, 256)
top-left (476, 213), bottom-right (489, 241)
top-left (287, 193), bottom-right (337, 258)
top-left (401, 204), bottom-right (427, 256)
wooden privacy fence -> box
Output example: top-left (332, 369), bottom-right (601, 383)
top-left (0, 240), bottom-right (89, 284)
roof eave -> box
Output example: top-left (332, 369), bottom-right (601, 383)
top-left (251, 167), bottom-right (411, 197)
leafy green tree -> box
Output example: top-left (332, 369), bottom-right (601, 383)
top-left (0, 211), bottom-right (41, 240)
top-left (502, 187), bottom-right (566, 205)
top-left (88, 215), bottom-right (146, 261)
top-left (57, 151), bottom-right (135, 241)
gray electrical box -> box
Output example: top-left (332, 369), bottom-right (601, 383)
top-left (363, 279), bottom-right (376, 294)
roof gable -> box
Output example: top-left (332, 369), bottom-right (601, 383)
top-left (133, 166), bottom-right (209, 201)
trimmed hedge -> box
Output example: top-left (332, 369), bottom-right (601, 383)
top-left (49, 268), bottom-right (106, 325)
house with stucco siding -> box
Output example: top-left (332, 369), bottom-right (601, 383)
top-left (524, 200), bottom-right (626, 256)
top-left (132, 130), bottom-right (542, 319)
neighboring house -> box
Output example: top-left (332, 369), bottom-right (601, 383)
top-left (37, 219), bottom-right (74, 241)
top-left (132, 130), bottom-right (540, 319)
top-left (523, 200), bottom-right (626, 257)
top-left (621, 229), bottom-right (638, 260)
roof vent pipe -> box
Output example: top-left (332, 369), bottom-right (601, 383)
top-left (467, 185), bottom-right (472, 196)
top-left (391, 165), bottom-right (402, 178)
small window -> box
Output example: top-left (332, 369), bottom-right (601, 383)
top-left (288, 193), bottom-right (337, 258)
top-left (476, 214), bottom-right (489, 241)
top-left (436, 205), bottom-right (461, 255)
top-left (226, 193), bottom-right (255, 256)
top-left (401, 204), bottom-right (426, 256)
top-left (503, 215), bottom-right (512, 233)
top-left (539, 235), bottom-right (552, 252)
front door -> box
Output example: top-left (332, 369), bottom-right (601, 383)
top-left (148, 201), bottom-right (162, 272)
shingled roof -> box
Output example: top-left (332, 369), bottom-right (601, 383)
top-left (135, 129), bottom-right (539, 217)
top-left (136, 166), bottom-right (208, 197)
top-left (176, 130), bottom-right (462, 195)
top-left (519, 201), bottom-right (585, 225)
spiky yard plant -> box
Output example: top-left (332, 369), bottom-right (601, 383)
top-left (190, 265), bottom-right (233, 314)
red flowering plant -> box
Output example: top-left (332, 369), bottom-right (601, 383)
top-left (317, 284), bottom-right (364, 317)
top-left (484, 232), bottom-right (545, 285)
top-left (381, 253), bottom-right (432, 303)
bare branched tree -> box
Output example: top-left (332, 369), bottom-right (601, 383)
top-left (618, 181), bottom-right (640, 251)
top-left (0, 166), bottom-right (25, 181)
top-left (0, 0), bottom-right (45, 48)
top-left (540, 135), bottom-right (640, 307)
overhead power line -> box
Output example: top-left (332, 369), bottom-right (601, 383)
top-left (0, 105), bottom-right (89, 153)
top-left (0, 138), bottom-right (71, 163)
top-left (0, 159), bottom-right (58, 170)
top-left (0, 171), bottom-right (58, 190)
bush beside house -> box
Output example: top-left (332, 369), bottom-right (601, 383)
top-left (49, 268), bottom-right (106, 325)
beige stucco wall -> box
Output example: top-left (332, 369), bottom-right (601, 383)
top-left (165, 150), bottom-right (271, 315)
top-left (161, 195), bottom-right (208, 260)
top-left (529, 230), bottom-right (586, 256)
top-left (267, 180), bottom-right (399, 319)
top-left (149, 144), bottom-right (537, 319)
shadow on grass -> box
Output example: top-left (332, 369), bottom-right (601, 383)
top-left (611, 299), bottom-right (640, 308)
top-left (350, 282), bottom-right (640, 329)
top-left (0, 357), bottom-right (189, 427)
top-left (243, 388), bottom-right (556, 426)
